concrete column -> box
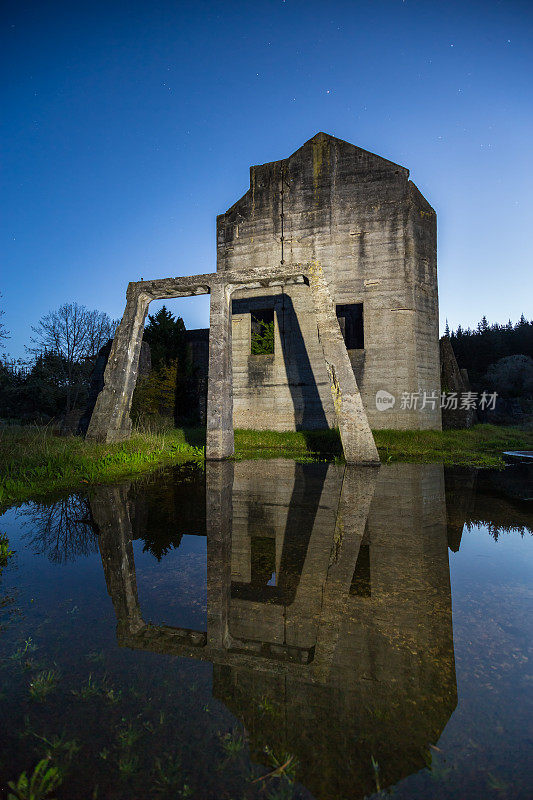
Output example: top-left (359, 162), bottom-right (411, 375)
top-left (206, 281), bottom-right (235, 459)
top-left (206, 461), bottom-right (234, 648)
top-left (86, 284), bottom-right (151, 442)
top-left (313, 464), bottom-right (379, 679)
top-left (91, 484), bottom-right (145, 635)
top-left (308, 264), bottom-right (380, 465)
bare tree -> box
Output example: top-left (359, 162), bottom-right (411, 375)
top-left (84, 307), bottom-right (120, 360)
top-left (29, 302), bottom-right (118, 412)
top-left (0, 292), bottom-right (9, 354)
top-left (20, 495), bottom-right (98, 563)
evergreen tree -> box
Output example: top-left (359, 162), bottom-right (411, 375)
top-left (143, 306), bottom-right (186, 371)
top-left (0, 292), bottom-right (9, 352)
top-left (131, 360), bottom-right (179, 422)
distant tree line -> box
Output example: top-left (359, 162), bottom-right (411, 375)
top-left (0, 298), bottom-right (192, 425)
top-left (447, 314), bottom-right (533, 400)
top-left (0, 302), bottom-right (118, 421)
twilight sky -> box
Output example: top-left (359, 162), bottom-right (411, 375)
top-left (2, 0), bottom-right (532, 359)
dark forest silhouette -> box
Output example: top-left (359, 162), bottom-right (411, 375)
top-left (447, 315), bottom-right (533, 399)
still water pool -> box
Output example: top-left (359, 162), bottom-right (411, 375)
top-left (0, 460), bottom-right (531, 799)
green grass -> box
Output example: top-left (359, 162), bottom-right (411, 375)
top-left (219, 729), bottom-right (246, 759)
top-left (373, 424), bottom-right (533, 468)
top-left (28, 670), bottom-right (60, 702)
top-left (0, 532), bottom-right (14, 567)
top-left (1, 422), bottom-right (531, 509)
top-left (234, 424), bottom-right (533, 468)
top-left (234, 427), bottom-right (343, 459)
top-left (0, 424), bottom-right (204, 508)
top-left (7, 757), bottom-right (63, 800)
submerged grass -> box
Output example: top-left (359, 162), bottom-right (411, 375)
top-left (28, 670), bottom-right (60, 703)
top-left (1, 532), bottom-right (15, 567)
top-left (1, 422), bottom-right (531, 509)
top-left (7, 757), bottom-right (63, 800)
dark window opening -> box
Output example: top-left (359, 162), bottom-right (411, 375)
top-left (336, 303), bottom-right (364, 349)
top-left (349, 544), bottom-right (371, 597)
top-left (251, 308), bottom-right (275, 355)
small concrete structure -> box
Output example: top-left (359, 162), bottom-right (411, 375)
top-left (440, 336), bottom-right (476, 429)
top-left (87, 133), bottom-right (441, 462)
top-left (86, 265), bottom-right (379, 463)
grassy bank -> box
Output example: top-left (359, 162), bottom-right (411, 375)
top-left (232, 424), bottom-right (533, 467)
top-left (0, 425), bottom-right (204, 508)
top-left (1, 423), bottom-right (531, 508)
top-left (373, 424), bottom-right (533, 467)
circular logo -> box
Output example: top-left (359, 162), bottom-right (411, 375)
top-left (375, 390), bottom-right (396, 411)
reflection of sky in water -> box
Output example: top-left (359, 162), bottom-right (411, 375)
top-left (0, 462), bottom-right (531, 800)
top-left (133, 535), bottom-right (207, 630)
top-left (395, 523), bottom-right (532, 799)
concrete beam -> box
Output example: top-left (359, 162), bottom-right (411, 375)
top-left (308, 264), bottom-right (380, 465)
top-left (125, 267), bottom-right (308, 299)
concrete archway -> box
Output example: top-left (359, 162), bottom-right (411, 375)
top-left (86, 265), bottom-right (379, 464)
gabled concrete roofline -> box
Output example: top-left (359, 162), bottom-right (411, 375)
top-left (250, 131), bottom-right (409, 177)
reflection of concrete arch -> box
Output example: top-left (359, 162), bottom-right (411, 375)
top-left (85, 266), bottom-right (379, 464)
top-left (92, 460), bottom-right (457, 799)
top-left (230, 461), bottom-right (335, 607)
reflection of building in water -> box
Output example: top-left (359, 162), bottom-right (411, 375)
top-left (230, 461), bottom-right (345, 657)
top-left (92, 461), bottom-right (457, 800)
top-left (444, 467), bottom-right (477, 552)
top-left (223, 461), bottom-right (456, 798)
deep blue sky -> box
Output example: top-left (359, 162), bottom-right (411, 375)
top-left (2, 0), bottom-right (532, 359)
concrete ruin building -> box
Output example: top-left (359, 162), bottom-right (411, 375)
top-left (220, 132), bottom-right (440, 432)
top-left (86, 133), bottom-right (441, 461)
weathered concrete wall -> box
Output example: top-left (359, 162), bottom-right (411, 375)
top-left (408, 182), bottom-right (442, 429)
top-left (231, 285), bottom-right (335, 430)
top-left (218, 132), bottom-right (441, 430)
